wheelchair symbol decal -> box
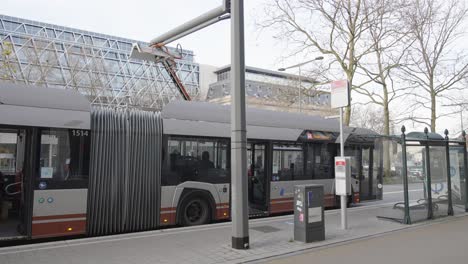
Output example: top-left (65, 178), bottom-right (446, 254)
top-left (450, 166), bottom-right (456, 177)
top-left (431, 183), bottom-right (444, 193)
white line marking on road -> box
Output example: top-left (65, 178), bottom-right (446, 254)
top-left (384, 189), bottom-right (423, 195)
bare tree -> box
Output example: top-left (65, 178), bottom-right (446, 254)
top-left (350, 104), bottom-right (388, 134)
top-left (260, 0), bottom-right (376, 125)
top-left (355, 0), bottom-right (412, 136)
top-left (278, 70), bottom-right (330, 108)
top-left (400, 0), bottom-right (468, 132)
top-left (352, 0), bottom-right (414, 178)
top-left (0, 41), bottom-right (16, 80)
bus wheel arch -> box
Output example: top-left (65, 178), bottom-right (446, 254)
top-left (176, 188), bottom-right (216, 226)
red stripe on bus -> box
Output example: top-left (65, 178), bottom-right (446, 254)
top-left (32, 220), bottom-right (86, 238)
top-left (270, 197), bottom-right (294, 202)
top-left (269, 202), bottom-right (293, 213)
top-left (32, 213), bottom-right (87, 221)
top-left (159, 211), bottom-right (176, 225)
top-left (160, 207), bottom-right (176, 211)
top-left (270, 194), bottom-right (338, 214)
top-left (216, 208), bottom-right (230, 220)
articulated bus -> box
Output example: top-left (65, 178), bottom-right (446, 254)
top-left (0, 83), bottom-right (383, 242)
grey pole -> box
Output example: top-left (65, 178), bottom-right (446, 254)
top-left (401, 126), bottom-right (411, 224)
top-left (231, 0), bottom-right (249, 250)
top-left (444, 129), bottom-right (454, 216)
top-left (149, 3), bottom-right (229, 46)
top-left (162, 14), bottom-right (230, 46)
top-left (462, 131), bottom-right (468, 212)
top-left (339, 106), bottom-right (347, 229)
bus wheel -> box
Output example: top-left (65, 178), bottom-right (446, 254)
top-left (179, 196), bottom-right (211, 226)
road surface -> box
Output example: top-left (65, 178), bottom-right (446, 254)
top-left (267, 215), bottom-right (468, 264)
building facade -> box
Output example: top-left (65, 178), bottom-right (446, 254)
top-left (205, 65), bottom-right (334, 116)
top-left (0, 15), bottom-right (200, 109)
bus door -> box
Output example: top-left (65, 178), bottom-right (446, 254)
top-left (247, 143), bottom-right (269, 213)
top-left (360, 146), bottom-right (373, 200)
top-left (31, 128), bottom-right (90, 239)
top-left (0, 128), bottom-right (31, 240)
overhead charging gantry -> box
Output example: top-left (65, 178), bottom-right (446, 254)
top-left (130, 0), bottom-right (251, 250)
top-left (130, 2), bottom-right (231, 101)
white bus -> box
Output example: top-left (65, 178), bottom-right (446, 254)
top-left (0, 83), bottom-right (382, 242)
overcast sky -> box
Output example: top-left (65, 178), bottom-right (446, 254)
top-left (2, 0), bottom-right (467, 134)
top-left (2, 0), bottom-right (282, 68)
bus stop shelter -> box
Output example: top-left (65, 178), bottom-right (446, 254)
top-left (378, 126), bottom-right (468, 224)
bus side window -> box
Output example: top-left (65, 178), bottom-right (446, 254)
top-left (163, 137), bottom-right (230, 185)
top-left (307, 143), bottom-right (336, 180)
top-left (39, 129), bottom-right (90, 181)
top-left (272, 144), bottom-right (305, 181)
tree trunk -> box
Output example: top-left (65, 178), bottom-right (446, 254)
top-left (383, 102), bottom-right (391, 179)
top-left (344, 73), bottom-right (353, 126)
top-left (431, 91), bottom-right (436, 132)
top-left (344, 105), bottom-right (351, 126)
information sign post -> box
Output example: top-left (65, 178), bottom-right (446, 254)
top-left (331, 80), bottom-right (350, 230)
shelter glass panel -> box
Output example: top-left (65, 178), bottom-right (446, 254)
top-left (372, 144), bottom-right (384, 199)
top-left (428, 146), bottom-right (449, 218)
top-left (449, 145), bottom-right (466, 214)
top-left (376, 141), bottom-right (406, 223)
top-left (407, 145), bottom-right (429, 222)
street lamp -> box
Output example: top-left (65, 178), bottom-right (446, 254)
top-left (278, 56), bottom-right (324, 112)
top-left (442, 102), bottom-right (468, 135)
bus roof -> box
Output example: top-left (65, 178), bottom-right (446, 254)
top-left (0, 82), bottom-right (91, 129)
top-left (162, 101), bottom-right (377, 141)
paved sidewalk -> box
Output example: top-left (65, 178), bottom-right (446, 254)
top-left (265, 214), bottom-right (468, 264)
top-left (0, 203), bottom-right (465, 264)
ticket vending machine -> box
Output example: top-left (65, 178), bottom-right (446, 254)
top-left (294, 184), bottom-right (325, 243)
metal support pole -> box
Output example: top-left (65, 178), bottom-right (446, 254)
top-left (424, 128), bottom-right (433, 219)
top-left (401, 126), bottom-right (411, 224)
top-left (149, 2), bottom-right (229, 46)
top-left (444, 129), bottom-right (454, 216)
top-left (339, 107), bottom-right (347, 229)
top-left (462, 131), bottom-right (468, 212)
top-left (230, 0), bottom-right (249, 250)
top-left (299, 66), bottom-right (302, 112)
